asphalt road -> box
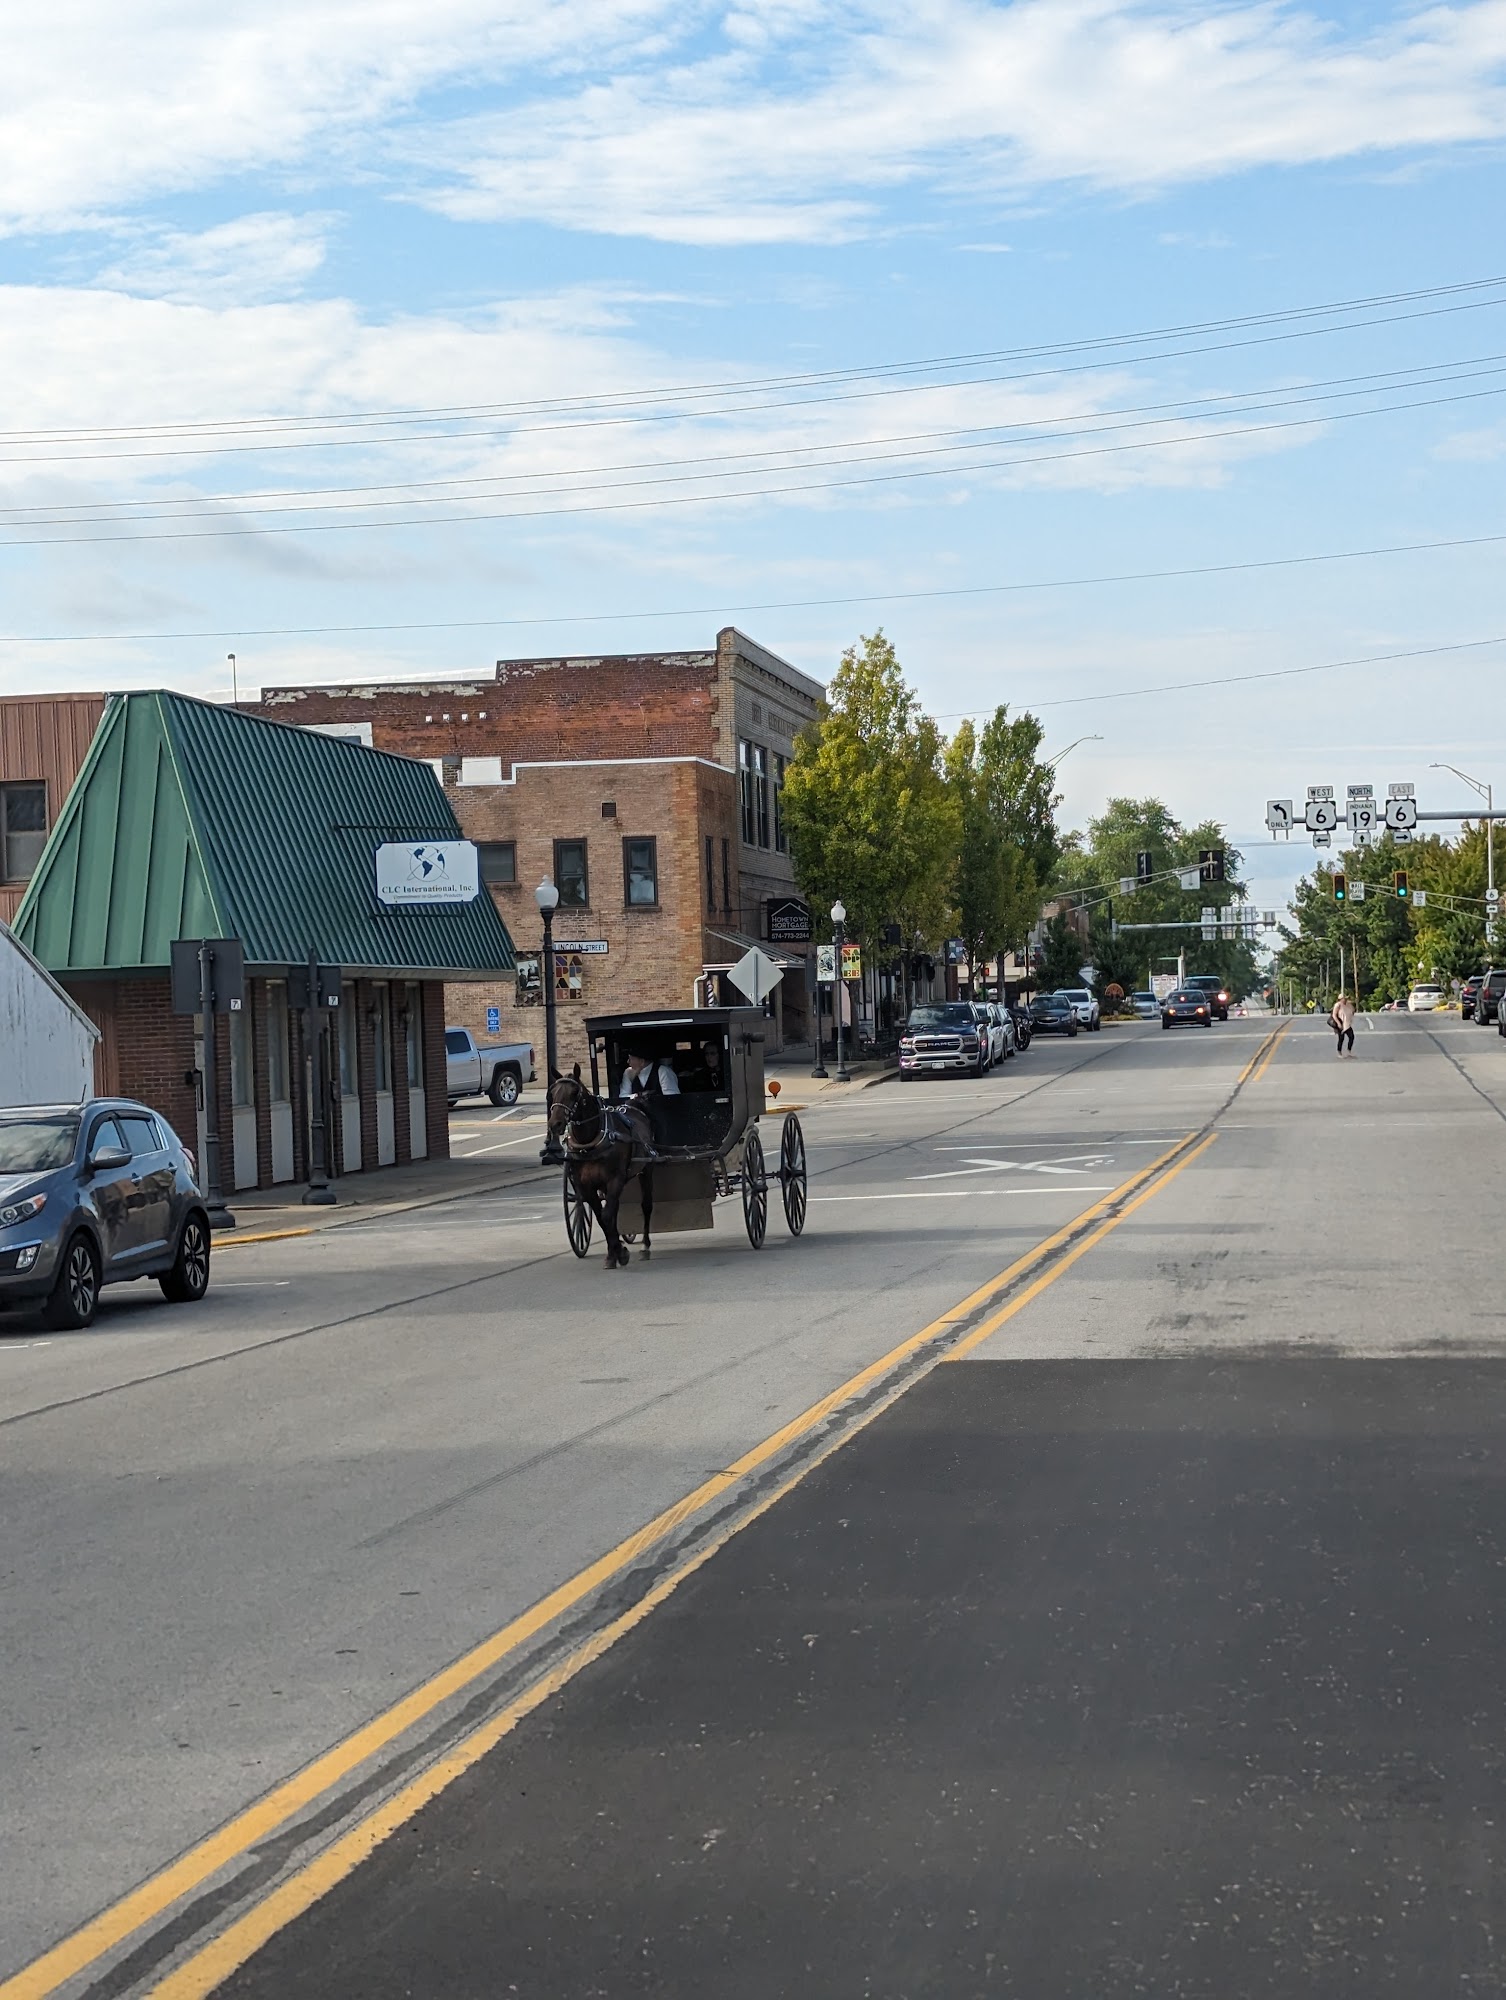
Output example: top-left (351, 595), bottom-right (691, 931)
top-left (7, 1011), bottom-right (1506, 1997)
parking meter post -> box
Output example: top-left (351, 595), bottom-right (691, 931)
top-left (302, 948), bottom-right (337, 1206)
top-left (198, 941), bottom-right (235, 1232)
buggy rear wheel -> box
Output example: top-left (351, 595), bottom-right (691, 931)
top-left (779, 1114), bottom-right (807, 1237)
top-left (564, 1171), bottom-right (592, 1258)
top-left (742, 1127), bottom-right (768, 1249)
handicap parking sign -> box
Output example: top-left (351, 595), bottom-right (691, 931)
top-left (486, 1005), bottom-right (500, 1033)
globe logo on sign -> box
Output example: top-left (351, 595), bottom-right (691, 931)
top-left (406, 845), bottom-right (450, 882)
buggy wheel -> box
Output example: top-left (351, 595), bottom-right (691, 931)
top-left (779, 1114), bottom-right (807, 1237)
top-left (564, 1171), bottom-right (593, 1258)
top-left (742, 1127), bottom-right (768, 1249)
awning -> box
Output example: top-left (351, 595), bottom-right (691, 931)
top-left (701, 926), bottom-right (809, 972)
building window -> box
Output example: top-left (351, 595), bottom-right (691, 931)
top-left (478, 841), bottom-right (516, 886)
top-left (721, 837), bottom-right (732, 920)
top-left (774, 753), bottom-right (788, 854)
top-left (623, 837), bottom-right (658, 907)
top-left (267, 983), bottom-right (290, 1103)
top-left (738, 740), bottom-right (769, 848)
top-left (372, 983), bottom-right (392, 1094)
top-left (554, 839), bottom-right (589, 907)
top-left (230, 1006), bottom-right (254, 1109)
top-left (404, 983), bottom-right (422, 1088)
top-left (338, 1004), bottom-right (358, 1097)
top-left (0, 781), bottom-right (47, 884)
top-left (705, 835), bottom-right (716, 913)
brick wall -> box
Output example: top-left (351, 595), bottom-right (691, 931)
top-left (441, 757), bottom-right (737, 1071)
top-left (68, 977), bottom-right (198, 1142)
top-left (251, 653), bottom-right (720, 768)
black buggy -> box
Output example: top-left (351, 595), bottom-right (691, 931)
top-left (563, 1007), bottom-right (808, 1255)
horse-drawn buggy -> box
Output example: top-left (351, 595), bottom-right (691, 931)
top-left (548, 1007), bottom-right (808, 1268)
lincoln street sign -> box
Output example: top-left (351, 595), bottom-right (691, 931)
top-left (374, 840), bottom-right (479, 907)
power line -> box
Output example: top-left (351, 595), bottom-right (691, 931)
top-left (2, 381), bottom-right (1502, 549)
top-left (3, 530), bottom-right (1501, 646)
top-left (5, 352), bottom-right (1501, 528)
top-left (4, 286), bottom-right (1505, 467)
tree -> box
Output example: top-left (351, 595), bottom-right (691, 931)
top-left (782, 632), bottom-right (960, 953)
top-left (1037, 910), bottom-right (1088, 989)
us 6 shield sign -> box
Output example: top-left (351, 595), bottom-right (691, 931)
top-left (1385, 796), bottom-right (1418, 830)
top-left (1305, 799), bottom-right (1338, 832)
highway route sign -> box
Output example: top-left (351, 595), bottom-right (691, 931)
top-left (1312, 830), bottom-right (1332, 848)
top-left (1489, 887), bottom-right (1501, 907)
top-left (1266, 799), bottom-right (1294, 835)
top-left (1307, 784), bottom-right (1334, 798)
top-left (1385, 796), bottom-right (1419, 830)
top-left (1347, 800), bottom-right (1379, 836)
top-left (1388, 782), bottom-right (1415, 796)
top-left (1394, 829), bottom-right (1414, 845)
top-left (1305, 799), bottom-right (1339, 832)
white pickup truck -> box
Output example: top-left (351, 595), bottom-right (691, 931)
top-left (444, 1027), bottom-right (535, 1107)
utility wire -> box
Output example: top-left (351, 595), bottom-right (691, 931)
top-left (2, 530), bottom-right (1501, 646)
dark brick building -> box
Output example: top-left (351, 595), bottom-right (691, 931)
top-left (248, 628), bottom-right (824, 1048)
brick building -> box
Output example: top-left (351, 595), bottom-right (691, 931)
top-left (248, 628), bottom-right (824, 1050)
top-left (0, 692), bottom-right (107, 924)
top-left (13, 692), bottom-right (515, 1193)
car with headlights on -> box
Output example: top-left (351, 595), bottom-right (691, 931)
top-left (1184, 975), bottom-right (1230, 1021)
top-left (0, 1101), bottom-right (211, 1330)
top-left (1161, 987), bottom-right (1213, 1029)
top-left (1028, 992), bottom-right (1079, 1037)
top-left (899, 1002), bottom-right (991, 1078)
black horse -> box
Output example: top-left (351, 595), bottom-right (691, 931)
top-left (548, 1068), bottom-right (656, 1270)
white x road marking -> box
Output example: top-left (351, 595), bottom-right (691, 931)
top-left (911, 1152), bottom-right (1114, 1182)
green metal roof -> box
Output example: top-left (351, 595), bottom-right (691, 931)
top-left (13, 691), bottom-right (515, 978)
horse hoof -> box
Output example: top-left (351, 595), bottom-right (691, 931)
top-left (640, 1246), bottom-right (651, 1261)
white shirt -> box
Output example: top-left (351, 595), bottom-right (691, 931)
top-left (618, 1061), bottom-right (681, 1098)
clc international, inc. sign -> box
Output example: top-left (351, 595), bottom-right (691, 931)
top-left (374, 841), bottom-right (480, 907)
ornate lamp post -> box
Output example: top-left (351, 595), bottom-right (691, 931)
top-left (831, 899), bottom-right (851, 1083)
top-left (536, 877), bottom-right (565, 1165)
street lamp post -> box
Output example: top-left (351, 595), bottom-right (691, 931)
top-left (1040, 733), bottom-right (1103, 769)
top-left (535, 878), bottom-right (565, 1165)
top-left (1431, 762), bottom-right (1494, 942)
top-left (831, 900), bottom-right (851, 1084)
top-left (810, 948), bottom-right (828, 1080)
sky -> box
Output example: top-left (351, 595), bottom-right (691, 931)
top-left (3, 0), bottom-right (1506, 923)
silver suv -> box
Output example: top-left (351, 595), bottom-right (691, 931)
top-left (0, 1101), bottom-right (211, 1329)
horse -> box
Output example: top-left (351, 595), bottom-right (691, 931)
top-left (547, 1067), bottom-right (656, 1270)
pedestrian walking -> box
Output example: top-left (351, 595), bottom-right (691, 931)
top-left (1330, 991), bottom-right (1356, 1057)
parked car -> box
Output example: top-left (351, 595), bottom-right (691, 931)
top-left (1028, 992), bottom-right (1079, 1037)
top-left (1476, 970), bottom-right (1506, 1025)
top-left (899, 1002), bottom-right (991, 1077)
top-left (1057, 987), bottom-right (1101, 1032)
top-left (0, 1100), bottom-right (211, 1330)
top-left (984, 1002), bottom-right (1017, 1064)
top-left (445, 1026), bottom-right (535, 1106)
top-left (1131, 991), bottom-right (1159, 1020)
top-left (1184, 975), bottom-right (1230, 1021)
top-left (1461, 974), bottom-right (1485, 1020)
top-left (1162, 987), bottom-right (1213, 1029)
top-left (1407, 984), bottom-right (1443, 1012)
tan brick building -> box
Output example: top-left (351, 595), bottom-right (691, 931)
top-left (250, 628), bottom-right (824, 1052)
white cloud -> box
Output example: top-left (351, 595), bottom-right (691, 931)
top-left (0, 0), bottom-right (694, 234)
top-left (95, 213), bottom-right (333, 304)
top-left (420, 0), bottom-right (1506, 244)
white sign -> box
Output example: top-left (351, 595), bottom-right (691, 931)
top-left (1178, 867), bottom-right (1201, 891)
top-left (1412, 889), bottom-right (1428, 907)
top-left (1394, 829), bottom-right (1414, 845)
top-left (1266, 799), bottom-right (1294, 835)
top-left (1385, 797), bottom-right (1418, 830)
top-left (1152, 973), bottom-right (1179, 1000)
top-left (1201, 906), bottom-right (1216, 942)
top-left (374, 841), bottom-right (479, 907)
top-left (1312, 830), bottom-right (1332, 849)
top-left (1307, 784), bottom-right (1334, 800)
top-left (1350, 880), bottom-right (1367, 901)
top-left (1305, 799), bottom-right (1339, 832)
top-left (816, 944), bottom-right (836, 982)
top-left (1348, 801), bottom-right (1379, 835)
top-left (1119, 876), bottom-right (1135, 896)
top-left (728, 946), bottom-right (783, 1005)
top-left (1488, 887), bottom-right (1501, 906)
top-left (554, 939), bottom-right (609, 955)
top-left (1263, 910), bottom-right (1277, 928)
top-left (1347, 783), bottom-right (1374, 798)
top-left (1388, 782), bottom-right (1415, 798)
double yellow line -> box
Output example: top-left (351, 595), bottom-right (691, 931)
top-left (4, 1032), bottom-right (1284, 2000)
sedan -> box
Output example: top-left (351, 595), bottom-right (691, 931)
top-left (1028, 993), bottom-right (1079, 1037)
top-left (1461, 975), bottom-right (1484, 1021)
top-left (1162, 988), bottom-right (1213, 1029)
top-left (0, 1100), bottom-right (211, 1329)
top-left (985, 1002), bottom-right (1017, 1063)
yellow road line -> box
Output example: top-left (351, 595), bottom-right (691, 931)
top-left (0, 1130), bottom-right (1206, 2000)
top-left (944, 1132), bottom-right (1219, 1362)
top-left (216, 1228), bottom-right (317, 1248)
top-left (1244, 1019), bottom-right (1289, 1085)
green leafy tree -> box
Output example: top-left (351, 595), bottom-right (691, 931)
top-left (1037, 910), bottom-right (1088, 989)
top-left (782, 632), bottom-right (960, 955)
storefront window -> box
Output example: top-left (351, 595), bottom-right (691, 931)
top-left (372, 984), bottom-right (391, 1093)
top-left (267, 983), bottom-right (290, 1103)
top-left (230, 1005), bottom-right (254, 1109)
top-left (404, 983), bottom-right (422, 1087)
top-left (338, 1003), bottom-right (358, 1096)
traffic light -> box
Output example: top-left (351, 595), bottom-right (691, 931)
top-left (1136, 850), bottom-right (1153, 885)
top-left (1394, 869), bottom-right (1409, 901)
top-left (1333, 871), bottom-right (1347, 903)
top-left (1200, 848), bottom-right (1226, 884)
